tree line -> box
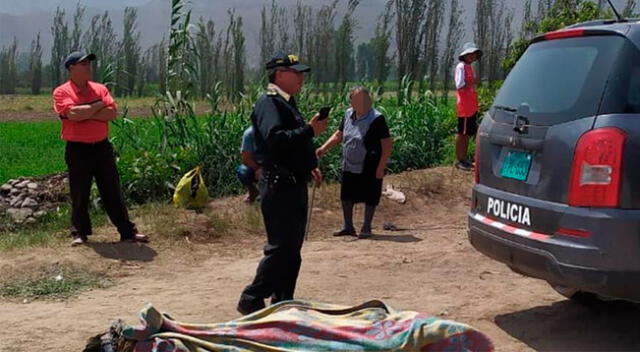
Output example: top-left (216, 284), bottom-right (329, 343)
top-left (0, 0), bottom-right (637, 99)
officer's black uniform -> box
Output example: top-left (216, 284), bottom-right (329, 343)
top-left (238, 53), bottom-right (317, 314)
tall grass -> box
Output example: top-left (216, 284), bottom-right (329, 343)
top-left (112, 77), bottom-right (458, 203)
top-left (85, 0), bottom-right (464, 203)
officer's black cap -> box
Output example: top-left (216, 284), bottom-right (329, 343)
top-left (64, 51), bottom-right (96, 70)
top-left (265, 52), bottom-right (310, 73)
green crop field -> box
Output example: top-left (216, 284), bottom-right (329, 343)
top-left (0, 121), bottom-right (65, 183)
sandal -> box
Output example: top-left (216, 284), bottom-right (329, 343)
top-left (358, 229), bottom-right (373, 239)
top-left (333, 228), bottom-right (357, 237)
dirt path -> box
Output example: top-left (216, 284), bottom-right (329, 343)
top-left (1, 169), bottom-right (640, 351)
top-left (0, 107), bottom-right (156, 122)
top-left (0, 99), bottom-right (212, 122)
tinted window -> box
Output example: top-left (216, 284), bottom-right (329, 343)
top-left (600, 39), bottom-right (640, 114)
top-left (493, 36), bottom-right (625, 125)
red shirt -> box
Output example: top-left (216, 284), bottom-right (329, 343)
top-left (455, 63), bottom-right (479, 118)
top-left (53, 80), bottom-right (116, 143)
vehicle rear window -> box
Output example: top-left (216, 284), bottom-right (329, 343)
top-left (493, 36), bottom-right (625, 125)
top-left (600, 38), bottom-right (640, 114)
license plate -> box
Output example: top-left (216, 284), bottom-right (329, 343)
top-left (500, 151), bottom-right (532, 181)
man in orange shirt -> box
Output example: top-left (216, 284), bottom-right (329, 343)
top-left (53, 52), bottom-right (149, 246)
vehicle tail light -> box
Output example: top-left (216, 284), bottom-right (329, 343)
top-left (544, 29), bottom-right (585, 40)
top-left (556, 227), bottom-right (591, 238)
top-left (568, 128), bottom-right (625, 207)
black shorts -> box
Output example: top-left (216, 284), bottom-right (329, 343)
top-left (457, 113), bottom-right (478, 136)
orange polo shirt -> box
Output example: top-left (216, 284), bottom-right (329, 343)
top-left (53, 80), bottom-right (116, 143)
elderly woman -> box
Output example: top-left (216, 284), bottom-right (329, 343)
top-left (316, 87), bottom-right (393, 239)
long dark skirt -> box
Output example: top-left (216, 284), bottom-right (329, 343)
top-left (340, 171), bottom-right (383, 206)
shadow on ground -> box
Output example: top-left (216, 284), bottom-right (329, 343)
top-left (87, 242), bottom-right (157, 262)
top-left (368, 233), bottom-right (422, 243)
top-left (496, 299), bottom-right (640, 351)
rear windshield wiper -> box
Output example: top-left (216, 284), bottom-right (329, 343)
top-left (493, 105), bottom-right (517, 112)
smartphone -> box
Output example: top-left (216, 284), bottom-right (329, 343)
top-left (318, 107), bottom-right (331, 121)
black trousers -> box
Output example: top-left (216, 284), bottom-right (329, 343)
top-left (241, 179), bottom-right (308, 304)
top-left (64, 139), bottom-right (137, 239)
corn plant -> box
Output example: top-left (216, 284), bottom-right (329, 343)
top-left (112, 3), bottom-right (460, 203)
top-left (206, 81), bottom-right (224, 114)
top-left (106, 0), bottom-right (474, 204)
top-left (167, 0), bottom-right (197, 96)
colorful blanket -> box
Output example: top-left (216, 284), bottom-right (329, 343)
top-left (120, 300), bottom-right (493, 352)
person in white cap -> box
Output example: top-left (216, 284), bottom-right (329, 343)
top-left (454, 42), bottom-right (482, 171)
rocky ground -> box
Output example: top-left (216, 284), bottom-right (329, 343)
top-left (0, 174), bottom-right (68, 228)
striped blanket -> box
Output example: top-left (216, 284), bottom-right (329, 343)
top-left (121, 300), bottom-right (493, 352)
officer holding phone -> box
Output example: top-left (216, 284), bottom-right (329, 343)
top-left (237, 52), bottom-right (328, 315)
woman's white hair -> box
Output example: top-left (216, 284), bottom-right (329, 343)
top-left (348, 86), bottom-right (370, 100)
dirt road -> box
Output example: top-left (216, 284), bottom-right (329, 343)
top-left (1, 168), bottom-right (639, 351)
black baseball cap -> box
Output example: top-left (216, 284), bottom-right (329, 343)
top-left (265, 52), bottom-right (310, 72)
top-left (64, 51), bottom-right (96, 70)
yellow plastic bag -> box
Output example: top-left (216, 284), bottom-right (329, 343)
top-left (173, 167), bottom-right (209, 209)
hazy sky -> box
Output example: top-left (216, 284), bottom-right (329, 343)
top-left (0, 0), bottom-right (632, 66)
top-left (0, 0), bottom-right (151, 15)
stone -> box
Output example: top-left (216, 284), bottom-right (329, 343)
top-left (21, 198), bottom-right (38, 208)
top-left (27, 182), bottom-right (38, 190)
top-left (9, 197), bottom-right (22, 207)
top-left (7, 179), bottom-right (18, 186)
top-left (34, 210), bottom-right (47, 218)
top-left (7, 208), bottom-right (34, 223)
top-left (15, 180), bottom-right (31, 189)
top-left (24, 217), bottom-right (37, 224)
top-left (9, 188), bottom-right (20, 196)
top-left (0, 184), bottom-right (12, 193)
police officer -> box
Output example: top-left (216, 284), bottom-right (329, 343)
top-left (237, 52), bottom-right (327, 315)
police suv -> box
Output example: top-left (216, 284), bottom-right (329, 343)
top-left (468, 19), bottom-right (640, 301)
